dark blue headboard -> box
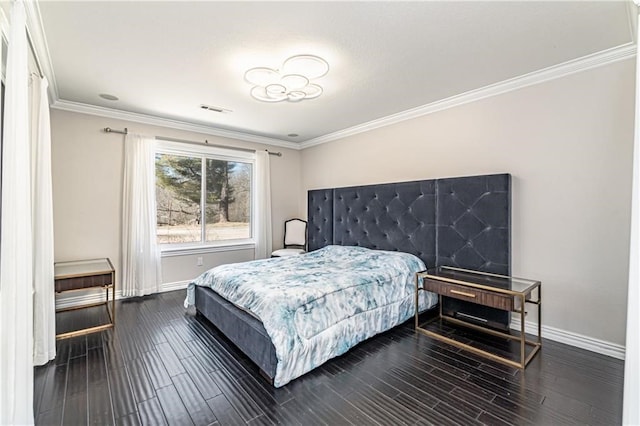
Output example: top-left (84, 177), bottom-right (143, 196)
top-left (307, 173), bottom-right (511, 275)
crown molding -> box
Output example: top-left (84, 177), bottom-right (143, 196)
top-left (0, 8), bottom-right (8, 82)
top-left (24, 0), bottom-right (635, 152)
top-left (629, 0), bottom-right (639, 43)
top-left (22, 0), bottom-right (297, 149)
top-left (51, 99), bottom-right (301, 150)
top-left (0, 7), bottom-right (8, 35)
top-left (300, 42), bottom-right (637, 150)
top-left (23, 0), bottom-right (58, 101)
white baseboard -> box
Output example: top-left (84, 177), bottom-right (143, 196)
top-left (55, 286), bottom-right (625, 360)
top-left (510, 317), bottom-right (625, 360)
top-left (55, 280), bottom-right (190, 310)
top-left (159, 280), bottom-right (190, 292)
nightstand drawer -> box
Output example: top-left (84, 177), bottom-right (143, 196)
top-left (422, 278), bottom-right (514, 311)
top-left (55, 272), bottom-right (113, 292)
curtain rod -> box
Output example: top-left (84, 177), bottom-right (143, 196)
top-left (103, 127), bottom-right (283, 157)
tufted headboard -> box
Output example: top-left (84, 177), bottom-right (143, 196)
top-left (331, 180), bottom-right (437, 267)
top-left (307, 173), bottom-right (511, 328)
top-left (308, 173), bottom-right (511, 274)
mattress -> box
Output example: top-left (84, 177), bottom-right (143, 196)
top-left (185, 245), bottom-right (437, 387)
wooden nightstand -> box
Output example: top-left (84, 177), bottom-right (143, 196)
top-left (54, 258), bottom-right (115, 339)
top-left (415, 266), bottom-right (541, 369)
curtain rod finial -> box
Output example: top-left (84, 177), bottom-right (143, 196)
top-left (103, 127), bottom-right (128, 135)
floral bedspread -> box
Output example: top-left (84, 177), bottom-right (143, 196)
top-left (184, 245), bottom-right (437, 387)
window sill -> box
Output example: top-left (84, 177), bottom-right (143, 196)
top-left (160, 241), bottom-right (255, 257)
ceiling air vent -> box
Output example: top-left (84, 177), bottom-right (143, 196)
top-left (200, 104), bottom-right (232, 113)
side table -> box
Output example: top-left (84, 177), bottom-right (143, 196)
top-left (415, 266), bottom-right (541, 369)
top-left (54, 258), bottom-right (115, 339)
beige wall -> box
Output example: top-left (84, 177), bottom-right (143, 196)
top-left (301, 59), bottom-right (635, 346)
top-left (51, 59), bottom-right (634, 346)
top-left (51, 109), bottom-right (302, 287)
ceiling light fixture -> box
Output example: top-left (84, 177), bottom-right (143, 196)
top-left (244, 54), bottom-right (329, 103)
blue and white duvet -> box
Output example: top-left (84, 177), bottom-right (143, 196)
top-left (184, 245), bottom-right (437, 387)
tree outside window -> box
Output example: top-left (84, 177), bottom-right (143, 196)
top-left (155, 153), bottom-right (252, 245)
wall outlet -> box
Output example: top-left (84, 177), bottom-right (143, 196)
top-left (196, 256), bottom-right (203, 266)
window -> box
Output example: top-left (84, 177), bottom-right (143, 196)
top-left (155, 141), bottom-right (253, 248)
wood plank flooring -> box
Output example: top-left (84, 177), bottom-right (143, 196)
top-left (35, 290), bottom-right (624, 425)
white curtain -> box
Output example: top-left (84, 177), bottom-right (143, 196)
top-left (0, 0), bottom-right (34, 424)
top-left (623, 4), bottom-right (640, 425)
top-left (31, 76), bottom-right (56, 366)
top-left (255, 150), bottom-right (272, 259)
top-left (122, 133), bottom-right (161, 297)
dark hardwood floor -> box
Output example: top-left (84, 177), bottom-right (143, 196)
top-left (35, 290), bottom-right (624, 425)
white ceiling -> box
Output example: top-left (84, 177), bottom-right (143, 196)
top-left (34, 1), bottom-right (633, 145)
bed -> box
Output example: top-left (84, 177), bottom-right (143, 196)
top-left (185, 245), bottom-right (437, 387)
top-left (186, 173), bottom-right (512, 386)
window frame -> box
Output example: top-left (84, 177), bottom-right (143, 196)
top-left (155, 140), bottom-right (256, 255)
